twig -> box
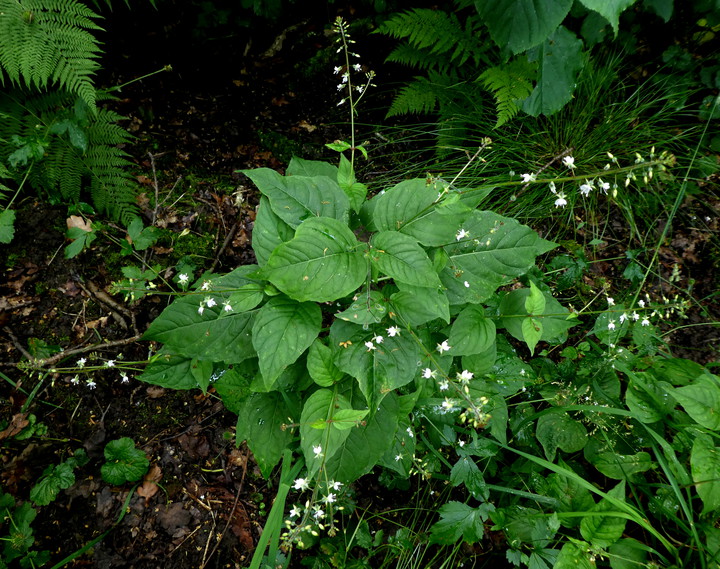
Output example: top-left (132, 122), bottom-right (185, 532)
top-left (209, 222), bottom-right (239, 273)
top-left (3, 326), bottom-right (34, 361)
top-left (11, 334), bottom-right (142, 369)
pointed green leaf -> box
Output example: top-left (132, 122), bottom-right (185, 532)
top-left (331, 409), bottom-right (369, 430)
top-left (372, 179), bottom-right (437, 232)
top-left (591, 452), bottom-right (655, 480)
top-left (580, 481), bottom-right (627, 548)
top-left (691, 434), bottom-right (720, 514)
top-left (337, 154), bottom-right (367, 212)
top-left (252, 296), bottom-right (321, 389)
top-left (391, 283), bottom-right (450, 326)
top-left (237, 392), bottom-right (295, 478)
top-left (190, 358), bottom-right (214, 393)
top-left (307, 339), bottom-right (345, 387)
top-left (371, 230), bottom-right (441, 287)
top-left (286, 156), bottom-right (338, 179)
top-left (579, 0), bottom-right (637, 34)
top-left (499, 287), bottom-right (573, 344)
top-left (442, 210), bottom-right (556, 304)
top-left (0, 208), bottom-right (15, 244)
top-left (525, 281), bottom-right (546, 314)
top-left (536, 412), bottom-right (587, 461)
top-left (522, 26), bottom-right (585, 117)
top-left (300, 389), bottom-right (355, 476)
top-left (450, 456), bottom-right (487, 499)
top-left (521, 316), bottom-right (543, 354)
top-left (242, 168), bottom-right (349, 227)
top-left (262, 217), bottom-right (366, 302)
top-left (625, 373), bottom-right (674, 424)
top-left (252, 196), bottom-right (295, 266)
top-left (448, 305), bottom-right (496, 356)
top-left (336, 290), bottom-right (388, 324)
top-left (476, 0), bottom-right (573, 53)
top-left (665, 373), bottom-right (720, 430)
top-left (555, 541), bottom-right (594, 569)
top-left (138, 352), bottom-right (202, 390)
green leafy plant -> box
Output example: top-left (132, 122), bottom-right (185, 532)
top-left (101, 437), bottom-right (150, 486)
top-left (0, 489), bottom-right (50, 569)
top-left (30, 449), bottom-right (89, 506)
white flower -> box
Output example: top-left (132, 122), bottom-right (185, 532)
top-left (607, 297), bottom-right (615, 306)
top-left (313, 508), bottom-right (325, 520)
top-left (198, 305), bottom-right (205, 315)
top-left (373, 335), bottom-right (384, 344)
top-left (223, 301), bottom-right (233, 312)
top-left (520, 173), bottom-right (536, 183)
top-left (458, 440), bottom-right (466, 447)
top-left (336, 83), bottom-right (345, 91)
top-left (549, 181), bottom-right (557, 193)
top-left (464, 281), bottom-right (470, 288)
top-left (333, 66), bottom-right (341, 74)
top-left (353, 63), bottom-right (361, 72)
top-left (293, 478), bottom-right (310, 491)
top-left (439, 380), bottom-right (449, 391)
top-left (457, 370), bottom-right (474, 383)
top-left (641, 317), bottom-right (650, 326)
top-left (120, 373), bottom-right (129, 384)
top-left (105, 360), bottom-right (115, 368)
top-left (70, 375), bottom-right (80, 385)
top-left (365, 341), bottom-right (376, 351)
top-left (579, 183), bottom-right (593, 197)
top-left (562, 156), bottom-right (576, 169)
top-left (87, 380), bottom-right (97, 389)
top-left (289, 505), bottom-right (302, 517)
top-left (406, 426), bottom-right (413, 438)
top-left (632, 312), bottom-right (640, 321)
top-left (323, 493), bottom-right (337, 504)
top-left (520, 368), bottom-right (526, 376)
top-left (76, 357), bottom-right (87, 368)
top-left (619, 313), bottom-right (628, 323)
top-left (330, 481), bottom-right (342, 491)
top-left (554, 193), bottom-right (568, 208)
top-left (178, 273), bottom-right (189, 284)
top-left (394, 453), bottom-right (402, 462)
top-left (436, 340), bottom-right (451, 354)
top-left (422, 368), bottom-right (436, 379)
top-left (599, 179), bottom-right (611, 193)
top-left (205, 297), bottom-right (217, 308)
top-left (456, 228), bottom-right (470, 241)
top-left (441, 398), bottom-right (455, 411)
top-left (201, 280), bottom-right (211, 291)
top-left (387, 326), bottom-right (400, 337)
top-left (638, 300), bottom-right (645, 308)
top-left (313, 445), bottom-right (323, 458)
top-left (608, 320), bottom-right (616, 331)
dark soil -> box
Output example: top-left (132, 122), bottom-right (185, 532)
top-left (1, 4), bottom-right (719, 569)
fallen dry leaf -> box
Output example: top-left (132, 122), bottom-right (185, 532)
top-left (66, 215), bottom-right (92, 232)
top-left (137, 463), bottom-right (163, 504)
top-left (0, 413), bottom-right (29, 440)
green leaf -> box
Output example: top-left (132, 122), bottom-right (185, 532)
top-left (237, 391), bottom-right (295, 478)
top-left (441, 210), bottom-right (556, 304)
top-left (625, 373), bottom-right (674, 423)
top-left (546, 467), bottom-right (595, 528)
top-left (448, 305), bottom-right (496, 356)
top-left (127, 216), bottom-right (159, 250)
top-left (429, 501), bottom-right (494, 545)
top-left (299, 389), bottom-right (355, 476)
top-left (522, 26), bottom-right (586, 117)
top-left (30, 462), bottom-right (76, 506)
top-left (390, 283), bottom-right (450, 326)
top-left (590, 452), bottom-right (655, 480)
top-left (691, 434), bottom-right (720, 514)
top-left (252, 197), bottom-right (295, 266)
top-left (371, 231), bottom-right (441, 288)
top-left (307, 339), bottom-right (345, 387)
top-left (499, 288), bottom-right (573, 344)
top-left (213, 362), bottom-right (255, 413)
top-left (554, 541), bottom-right (594, 569)
top-left (0, 209), bottom-right (15, 244)
top-left (580, 481), bottom-right (627, 548)
top-left (138, 352), bottom-right (202, 390)
top-left (330, 320), bottom-right (421, 410)
top-left (608, 538), bottom-right (648, 569)
top-left (190, 358), bottom-right (214, 393)
top-left (325, 393), bottom-right (401, 483)
top-left (64, 225), bottom-right (97, 258)
top-left (525, 281), bottom-right (546, 314)
top-left (225, 283), bottom-right (265, 314)
top-left (252, 295), bottom-right (321, 389)
top-left (336, 290), bottom-right (388, 325)
top-left (101, 438), bottom-right (150, 486)
top-left (578, 0), bottom-right (637, 34)
top-left (664, 373), bottom-right (720, 430)
top-left (476, 0), bottom-right (573, 54)
top-left (286, 157), bottom-right (338, 179)
top-left (337, 154), bottom-right (367, 212)
top-left (242, 168), bottom-right (350, 227)
top-left (521, 317), bottom-right (543, 354)
top-left (262, 217), bottom-right (366, 302)
top-left (450, 457), bottom-right (487, 500)
top-left (330, 409), bottom-right (369, 430)
top-left (536, 412), bottom-right (587, 461)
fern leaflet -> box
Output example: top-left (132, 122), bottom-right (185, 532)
top-left (479, 58), bottom-right (536, 127)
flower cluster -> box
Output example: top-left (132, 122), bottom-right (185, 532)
top-left (332, 17), bottom-right (375, 108)
top-left (63, 355), bottom-right (133, 390)
top-left (283, 476), bottom-right (346, 547)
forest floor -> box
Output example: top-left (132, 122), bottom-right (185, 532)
top-left (1, 5), bottom-right (719, 569)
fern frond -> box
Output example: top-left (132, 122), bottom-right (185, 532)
top-left (479, 58), bottom-right (536, 127)
top-left (386, 77), bottom-right (440, 118)
top-left (0, 0), bottom-right (103, 111)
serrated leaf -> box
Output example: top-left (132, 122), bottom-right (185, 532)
top-left (448, 305), bottom-right (496, 356)
top-left (242, 168), bottom-right (350, 227)
top-left (252, 296), bottom-right (321, 389)
top-left (579, 0), bottom-right (637, 34)
top-left (371, 230), bottom-right (441, 288)
top-left (476, 0), bottom-right (573, 54)
top-left (580, 481), bottom-right (627, 548)
top-left (0, 209), bottom-right (15, 244)
top-left (237, 392), bottom-right (295, 478)
top-left (664, 373), bottom-right (720, 430)
top-left (450, 457), bottom-right (487, 499)
top-left (101, 438), bottom-right (149, 486)
top-left (307, 339), bottom-right (345, 386)
top-left (252, 197), bottom-right (295, 266)
top-left (536, 412), bottom-right (587, 461)
top-left (691, 434), bottom-right (720, 514)
top-left (522, 26), bottom-right (585, 117)
top-left (30, 462), bottom-right (76, 506)
top-left (213, 361), bottom-right (255, 413)
top-left (441, 210), bottom-right (556, 304)
top-left (262, 217), bottom-right (366, 302)
top-left (429, 501), bottom-right (494, 545)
